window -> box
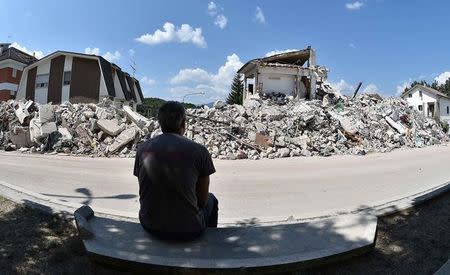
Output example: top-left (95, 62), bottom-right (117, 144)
top-left (408, 93), bottom-right (412, 98)
top-left (418, 105), bottom-right (423, 111)
top-left (35, 74), bottom-right (49, 89)
top-left (447, 106), bottom-right (449, 114)
top-left (12, 69), bottom-right (17, 78)
top-left (248, 84), bottom-right (254, 94)
top-left (63, 71), bottom-right (71, 86)
top-left (419, 91), bottom-right (423, 97)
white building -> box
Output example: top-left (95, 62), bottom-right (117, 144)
top-left (237, 47), bottom-right (330, 101)
top-left (401, 84), bottom-right (450, 122)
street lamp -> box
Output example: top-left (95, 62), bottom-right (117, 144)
top-left (182, 92), bottom-right (205, 103)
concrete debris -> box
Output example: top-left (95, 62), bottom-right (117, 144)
top-left (0, 93), bottom-right (448, 159)
top-left (97, 119), bottom-right (125, 136)
top-left (108, 127), bottom-right (137, 153)
top-left (184, 93), bottom-right (448, 159)
top-left (0, 98), bottom-right (149, 157)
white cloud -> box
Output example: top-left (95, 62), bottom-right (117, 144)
top-left (128, 49), bottom-right (136, 57)
top-left (214, 14), bottom-right (228, 29)
top-left (396, 78), bottom-right (412, 96)
top-left (349, 43), bottom-right (356, 49)
top-left (208, 1), bottom-right (218, 16)
top-left (208, 2), bottom-right (227, 29)
top-left (84, 47), bottom-right (100, 55)
top-left (330, 79), bottom-right (355, 96)
top-left (346, 1), bottom-right (364, 10)
top-left (361, 83), bottom-right (379, 94)
top-left (84, 47), bottom-right (121, 62)
top-left (265, 49), bottom-right (299, 57)
top-left (140, 76), bottom-right (156, 86)
top-left (255, 6), bottom-right (266, 24)
top-left (102, 51), bottom-right (121, 62)
top-left (434, 72), bottom-right (450, 86)
top-left (330, 80), bottom-right (380, 96)
top-left (169, 54), bottom-right (244, 103)
top-left (170, 68), bottom-right (212, 85)
top-left (135, 22), bottom-right (207, 48)
top-left (9, 42), bottom-right (44, 59)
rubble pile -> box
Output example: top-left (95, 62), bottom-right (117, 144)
top-left (0, 94), bottom-right (448, 160)
top-left (0, 99), bottom-right (158, 157)
top-left (185, 94), bottom-right (448, 159)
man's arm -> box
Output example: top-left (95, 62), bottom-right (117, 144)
top-left (196, 176), bottom-right (210, 208)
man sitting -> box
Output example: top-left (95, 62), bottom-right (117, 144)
top-left (133, 101), bottom-right (218, 241)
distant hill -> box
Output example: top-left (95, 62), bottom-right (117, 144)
top-left (136, 97), bottom-right (198, 118)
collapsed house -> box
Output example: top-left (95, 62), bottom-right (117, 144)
top-left (15, 51), bottom-right (144, 108)
top-left (237, 46), bottom-right (336, 102)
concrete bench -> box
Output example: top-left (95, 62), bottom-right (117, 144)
top-left (74, 206), bottom-right (377, 273)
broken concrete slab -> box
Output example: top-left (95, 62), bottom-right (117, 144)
top-left (29, 119), bottom-right (57, 142)
top-left (13, 102), bottom-right (30, 125)
top-left (38, 104), bottom-right (56, 123)
top-left (58, 127), bottom-right (73, 141)
top-left (97, 119), bottom-right (125, 137)
top-left (123, 106), bottom-right (151, 130)
top-left (75, 124), bottom-right (93, 145)
top-left (213, 100), bottom-right (227, 110)
top-left (385, 116), bottom-right (406, 135)
top-left (9, 126), bottom-right (32, 148)
top-left (108, 127), bottom-right (137, 153)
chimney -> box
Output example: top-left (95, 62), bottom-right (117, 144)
top-left (0, 43), bottom-right (11, 55)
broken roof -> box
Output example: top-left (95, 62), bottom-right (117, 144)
top-left (0, 47), bottom-right (37, 65)
top-left (402, 84), bottom-right (450, 99)
top-left (238, 47), bottom-right (313, 74)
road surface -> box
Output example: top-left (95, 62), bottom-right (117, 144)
top-left (1, 145), bottom-right (449, 225)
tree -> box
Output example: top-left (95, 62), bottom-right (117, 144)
top-left (403, 78), bottom-right (450, 97)
top-left (437, 78), bottom-right (450, 96)
top-left (226, 74), bottom-right (244, 105)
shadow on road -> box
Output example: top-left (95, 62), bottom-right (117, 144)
top-left (42, 187), bottom-right (137, 205)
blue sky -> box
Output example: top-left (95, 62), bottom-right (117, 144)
top-left (2, 0), bottom-right (450, 103)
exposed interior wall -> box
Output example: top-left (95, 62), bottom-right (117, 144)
top-left (259, 73), bottom-right (296, 95)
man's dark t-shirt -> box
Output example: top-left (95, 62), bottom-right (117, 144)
top-left (134, 133), bottom-right (216, 234)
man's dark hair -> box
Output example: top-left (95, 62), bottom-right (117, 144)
top-left (157, 101), bottom-right (186, 133)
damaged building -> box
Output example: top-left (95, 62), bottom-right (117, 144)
top-left (237, 46), bottom-right (335, 102)
top-left (15, 51), bottom-right (144, 108)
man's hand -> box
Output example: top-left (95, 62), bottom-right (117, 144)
top-left (196, 176), bottom-right (210, 208)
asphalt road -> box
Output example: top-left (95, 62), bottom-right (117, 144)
top-left (1, 145), bottom-right (449, 225)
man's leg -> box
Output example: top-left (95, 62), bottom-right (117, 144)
top-left (203, 193), bottom-right (218, 227)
